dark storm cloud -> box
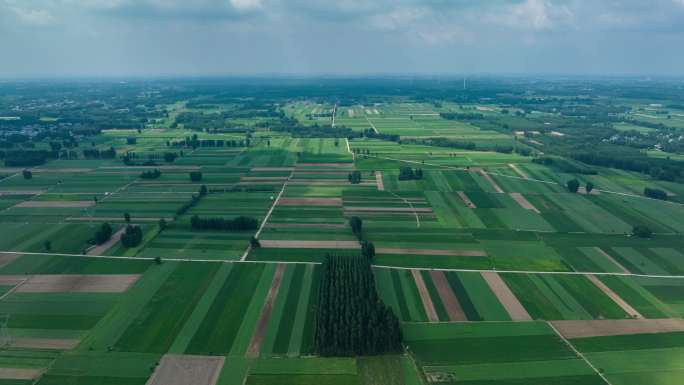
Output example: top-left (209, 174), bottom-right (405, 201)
top-left (0, 0), bottom-right (683, 76)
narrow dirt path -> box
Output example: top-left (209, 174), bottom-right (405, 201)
top-left (411, 270), bottom-right (439, 322)
top-left (87, 227), bottom-right (127, 256)
top-left (481, 271), bottom-right (532, 321)
top-left (247, 264), bottom-right (287, 358)
top-left (586, 274), bottom-right (643, 319)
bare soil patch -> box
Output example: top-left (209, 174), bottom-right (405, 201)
top-left (16, 274), bottom-right (140, 293)
top-left (290, 180), bottom-right (374, 186)
top-left (0, 252), bottom-right (20, 269)
top-left (70, 217), bottom-right (169, 222)
top-left (259, 240), bottom-right (361, 249)
top-left (457, 191), bottom-right (476, 208)
top-left (296, 163), bottom-right (353, 168)
top-left (251, 167), bottom-right (295, 172)
top-left (551, 318), bottom-right (684, 339)
top-left (32, 168), bottom-right (94, 173)
top-left (481, 272), bottom-right (531, 321)
top-left (411, 270), bottom-right (439, 322)
top-left (146, 354), bottom-right (224, 385)
top-left (14, 200), bottom-right (94, 208)
top-left (429, 270), bottom-right (466, 321)
top-left (375, 172), bottom-right (385, 191)
top-left (509, 193), bottom-right (540, 214)
top-left (247, 264), bottom-right (286, 358)
top-left (478, 170), bottom-right (504, 193)
top-left (0, 368), bottom-right (42, 380)
top-left (9, 338), bottom-right (80, 350)
top-left (278, 198), bottom-right (342, 206)
top-left (0, 190), bottom-right (43, 196)
top-left (264, 223), bottom-right (346, 229)
top-left (586, 274), bottom-right (643, 319)
top-left (344, 207), bottom-right (433, 213)
top-left (376, 248), bottom-right (486, 257)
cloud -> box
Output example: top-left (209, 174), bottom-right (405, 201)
top-left (230, 0), bottom-right (262, 11)
top-left (7, 5), bottom-right (54, 25)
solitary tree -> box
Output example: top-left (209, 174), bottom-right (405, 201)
top-left (189, 171), bottom-right (203, 182)
top-left (250, 236), bottom-right (261, 248)
top-left (567, 179), bottom-right (580, 193)
top-left (124, 212), bottom-right (131, 223)
top-left (94, 223), bottom-right (113, 245)
top-left (632, 225), bottom-right (653, 238)
top-left (199, 185), bottom-right (208, 196)
top-left (158, 218), bottom-right (167, 232)
top-left (22, 170), bottom-right (32, 180)
top-left (586, 182), bottom-right (594, 194)
top-left (44, 240), bottom-right (52, 252)
top-left (349, 216), bottom-right (363, 240)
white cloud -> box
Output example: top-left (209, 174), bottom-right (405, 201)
top-left (370, 7), bottom-right (427, 31)
top-left (230, 0), bottom-right (262, 11)
top-left (9, 6), bottom-right (54, 25)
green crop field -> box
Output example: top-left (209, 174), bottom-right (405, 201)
top-left (0, 78), bottom-right (681, 385)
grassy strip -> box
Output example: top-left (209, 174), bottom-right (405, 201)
top-left (287, 264), bottom-right (315, 356)
top-left (78, 262), bottom-right (174, 351)
top-left (299, 265), bottom-right (321, 355)
top-left (445, 272), bottom-right (481, 321)
top-left (556, 275), bottom-right (627, 319)
top-left (167, 262), bottom-right (234, 353)
top-left (186, 263), bottom-right (266, 355)
top-left (420, 270), bottom-right (449, 322)
top-left (114, 262), bottom-right (219, 353)
top-left (260, 264), bottom-right (296, 355)
top-left (230, 263), bottom-right (276, 355)
top-left (272, 264), bottom-right (305, 354)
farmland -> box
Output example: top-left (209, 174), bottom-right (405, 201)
top-left (0, 78), bottom-right (682, 384)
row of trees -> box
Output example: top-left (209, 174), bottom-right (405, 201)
top-left (349, 216), bottom-right (375, 260)
top-left (190, 215), bottom-right (258, 231)
top-left (314, 255), bottom-right (403, 356)
top-left (121, 225), bottom-right (143, 247)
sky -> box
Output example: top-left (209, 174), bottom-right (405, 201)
top-left (1, 0), bottom-right (684, 77)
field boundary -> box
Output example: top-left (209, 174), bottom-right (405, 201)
top-left (2, 250), bottom-right (684, 279)
top-left (547, 322), bottom-right (613, 385)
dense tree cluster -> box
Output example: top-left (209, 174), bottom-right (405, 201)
top-left (644, 187), bottom-right (668, 200)
top-left (83, 147), bottom-right (116, 159)
top-left (440, 112), bottom-right (485, 120)
top-left (190, 215), bottom-right (258, 231)
top-left (314, 255), bottom-right (403, 356)
top-left (189, 171), bottom-right (203, 182)
top-left (632, 225), bottom-right (653, 238)
top-left (1, 150), bottom-right (53, 167)
top-left (398, 167), bottom-right (423, 181)
top-left (121, 225), bottom-right (143, 248)
top-left (94, 223), bottom-right (113, 245)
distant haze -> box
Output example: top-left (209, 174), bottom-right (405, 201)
top-left (1, 0), bottom-right (684, 77)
